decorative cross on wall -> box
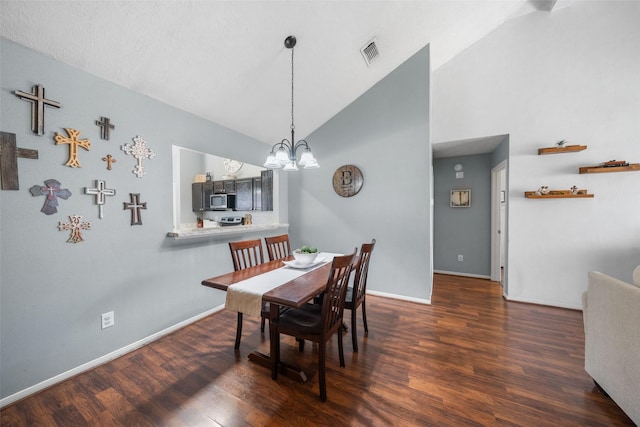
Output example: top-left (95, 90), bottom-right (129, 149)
top-left (95, 116), bottom-right (115, 140)
top-left (0, 131), bottom-right (38, 190)
top-left (121, 135), bottom-right (155, 178)
top-left (123, 193), bottom-right (147, 225)
top-left (29, 179), bottom-right (72, 215)
top-left (85, 180), bottom-right (116, 219)
top-left (102, 154), bottom-right (117, 170)
top-left (54, 128), bottom-right (91, 168)
top-left (14, 84), bottom-right (62, 136)
top-left (58, 214), bottom-right (91, 243)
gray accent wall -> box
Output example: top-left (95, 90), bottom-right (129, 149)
top-left (0, 38), bottom-right (287, 400)
top-left (433, 154), bottom-right (492, 276)
top-left (288, 45), bottom-right (432, 300)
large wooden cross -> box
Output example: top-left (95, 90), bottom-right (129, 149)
top-left (95, 116), bottom-right (115, 140)
top-left (0, 131), bottom-right (38, 190)
top-left (85, 180), bottom-right (116, 219)
top-left (14, 84), bottom-right (62, 136)
top-left (54, 128), bottom-right (91, 168)
top-left (123, 193), bottom-right (147, 225)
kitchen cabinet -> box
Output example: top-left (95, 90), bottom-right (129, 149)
top-left (234, 178), bottom-right (254, 211)
top-left (192, 182), bottom-right (215, 211)
top-left (253, 177), bottom-right (262, 211)
top-left (261, 170), bottom-right (273, 211)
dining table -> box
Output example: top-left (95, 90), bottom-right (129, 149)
top-left (201, 253), bottom-right (335, 382)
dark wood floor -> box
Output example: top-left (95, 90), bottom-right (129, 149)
top-left (1, 274), bottom-right (635, 426)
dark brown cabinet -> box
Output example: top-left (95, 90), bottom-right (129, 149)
top-left (234, 178), bottom-right (253, 211)
top-left (193, 171), bottom-right (273, 212)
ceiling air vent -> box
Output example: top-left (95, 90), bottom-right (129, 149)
top-left (361, 38), bottom-right (381, 67)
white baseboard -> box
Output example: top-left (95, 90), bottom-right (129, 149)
top-left (505, 295), bottom-right (582, 311)
top-left (367, 290), bottom-right (431, 305)
top-left (434, 270), bottom-right (491, 280)
top-left (0, 305), bottom-right (225, 409)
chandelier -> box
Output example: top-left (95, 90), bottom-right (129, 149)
top-left (264, 35), bottom-right (319, 171)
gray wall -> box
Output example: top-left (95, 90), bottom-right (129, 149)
top-left (433, 154), bottom-right (492, 276)
top-left (288, 45), bottom-right (432, 300)
top-left (432, 1), bottom-right (640, 308)
top-left (0, 38), bottom-right (288, 400)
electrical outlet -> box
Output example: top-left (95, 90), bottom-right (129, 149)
top-left (101, 311), bottom-right (115, 329)
top-left (458, 255), bottom-right (464, 262)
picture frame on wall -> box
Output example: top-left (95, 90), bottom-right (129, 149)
top-left (450, 189), bottom-right (471, 207)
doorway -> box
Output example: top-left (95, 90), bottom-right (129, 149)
top-left (491, 160), bottom-right (507, 294)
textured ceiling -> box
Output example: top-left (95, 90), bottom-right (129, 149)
top-left (1, 0), bottom-right (546, 146)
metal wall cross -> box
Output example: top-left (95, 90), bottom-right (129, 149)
top-left (30, 179), bottom-right (72, 215)
top-left (123, 193), bottom-right (147, 225)
top-left (121, 135), bottom-right (155, 178)
top-left (0, 131), bottom-right (39, 190)
top-left (14, 84), bottom-right (62, 136)
top-left (54, 128), bottom-right (91, 168)
top-left (95, 116), bottom-right (115, 140)
top-left (85, 180), bottom-right (116, 219)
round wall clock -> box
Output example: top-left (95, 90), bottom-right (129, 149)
top-left (223, 158), bottom-right (243, 174)
top-left (332, 165), bottom-right (363, 197)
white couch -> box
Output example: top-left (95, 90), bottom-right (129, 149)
top-left (582, 266), bottom-right (640, 425)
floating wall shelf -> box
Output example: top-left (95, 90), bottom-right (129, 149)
top-left (525, 190), bottom-right (594, 199)
top-left (579, 163), bottom-right (640, 174)
top-left (538, 145), bottom-right (587, 155)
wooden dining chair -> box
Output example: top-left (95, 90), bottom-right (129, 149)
top-left (228, 239), bottom-right (267, 349)
top-left (344, 239), bottom-right (376, 352)
top-left (271, 249), bottom-right (357, 402)
top-left (264, 234), bottom-right (292, 261)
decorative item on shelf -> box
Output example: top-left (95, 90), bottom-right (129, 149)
top-left (264, 35), bottom-right (319, 171)
top-left (58, 214), bottom-right (91, 243)
top-left (121, 135), bottom-right (156, 178)
top-left (85, 180), bottom-right (116, 219)
top-left (535, 186), bottom-right (550, 196)
top-left (123, 193), bottom-right (147, 225)
top-left (244, 213), bottom-right (252, 225)
top-left (556, 139), bottom-right (568, 147)
top-left (579, 160), bottom-right (639, 174)
top-left (54, 128), bottom-right (91, 168)
top-left (194, 174), bottom-right (207, 183)
top-left (14, 84), bottom-right (61, 136)
top-left (95, 116), bottom-right (115, 140)
top-left (206, 172), bottom-right (212, 181)
top-left (0, 131), bottom-right (38, 190)
top-left (101, 154), bottom-right (117, 170)
top-left (450, 189), bottom-right (471, 207)
top-left (332, 165), bottom-right (364, 197)
top-left (29, 179), bottom-right (72, 215)
top-left (525, 189), bottom-right (593, 199)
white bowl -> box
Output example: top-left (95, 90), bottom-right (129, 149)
top-left (293, 249), bottom-right (319, 265)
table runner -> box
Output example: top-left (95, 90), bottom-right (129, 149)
top-left (225, 253), bottom-right (336, 317)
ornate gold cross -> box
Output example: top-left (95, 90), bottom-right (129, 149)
top-left (54, 128), bottom-right (91, 168)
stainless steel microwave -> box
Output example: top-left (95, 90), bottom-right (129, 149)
top-left (210, 193), bottom-right (235, 211)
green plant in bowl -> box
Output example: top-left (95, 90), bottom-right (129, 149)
top-left (294, 246), bottom-right (319, 265)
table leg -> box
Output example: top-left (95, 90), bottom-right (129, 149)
top-left (246, 302), bottom-right (308, 383)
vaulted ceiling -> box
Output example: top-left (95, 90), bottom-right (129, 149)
top-left (1, 1), bottom-right (563, 145)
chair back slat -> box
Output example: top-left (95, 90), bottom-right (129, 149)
top-left (264, 234), bottom-right (292, 261)
top-left (321, 249), bottom-right (357, 333)
top-left (352, 239), bottom-right (376, 304)
top-left (229, 239), bottom-right (264, 271)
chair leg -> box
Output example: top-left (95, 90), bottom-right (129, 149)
top-left (296, 338), bottom-right (305, 352)
top-left (351, 308), bottom-right (358, 352)
top-left (260, 317), bottom-right (266, 332)
top-left (234, 312), bottom-right (243, 350)
top-left (271, 324), bottom-right (279, 380)
top-left (338, 330), bottom-right (345, 368)
top-left (318, 341), bottom-right (327, 402)
top-left (362, 300), bottom-right (368, 335)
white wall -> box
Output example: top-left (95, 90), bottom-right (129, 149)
top-left (432, 1), bottom-right (640, 308)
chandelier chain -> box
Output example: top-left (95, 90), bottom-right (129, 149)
top-left (290, 46), bottom-right (295, 132)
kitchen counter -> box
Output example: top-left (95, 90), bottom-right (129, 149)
top-left (166, 223), bottom-right (288, 240)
